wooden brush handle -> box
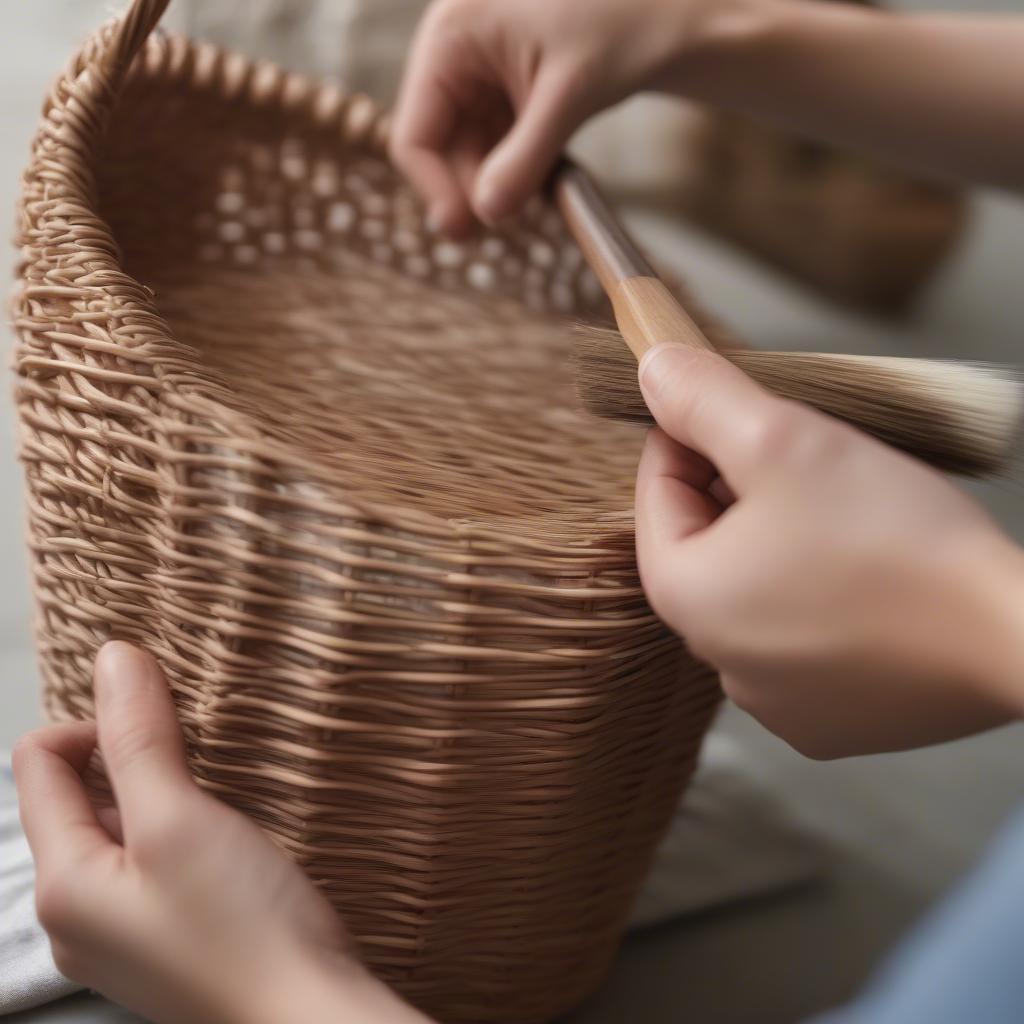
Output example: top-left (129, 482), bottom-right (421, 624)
top-left (554, 164), bottom-right (715, 359)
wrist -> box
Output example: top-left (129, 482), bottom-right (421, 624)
top-left (236, 952), bottom-right (432, 1024)
top-left (656, 0), bottom-right (794, 98)
top-left (662, 0), bottom-right (881, 107)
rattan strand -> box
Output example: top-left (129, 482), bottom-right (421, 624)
top-left (12, 4), bottom-right (722, 1021)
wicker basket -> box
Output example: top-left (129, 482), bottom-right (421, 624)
top-left (12, 2), bottom-right (721, 1020)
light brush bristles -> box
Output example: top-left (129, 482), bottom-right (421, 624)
top-left (572, 324), bottom-right (1024, 477)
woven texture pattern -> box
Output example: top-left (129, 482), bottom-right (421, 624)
top-left (12, 3), bottom-right (721, 1021)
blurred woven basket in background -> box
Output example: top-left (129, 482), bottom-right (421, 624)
top-left (11, 1), bottom-right (721, 1021)
top-left (678, 112), bottom-right (968, 311)
top-left (672, 0), bottom-right (968, 312)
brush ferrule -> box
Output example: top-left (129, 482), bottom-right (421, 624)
top-left (555, 164), bottom-right (655, 291)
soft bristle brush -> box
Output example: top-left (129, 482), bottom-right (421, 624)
top-left (554, 163), bottom-right (1023, 477)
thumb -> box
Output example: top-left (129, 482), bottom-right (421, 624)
top-left (638, 344), bottom-right (797, 490)
top-left (94, 641), bottom-right (194, 836)
top-left (472, 66), bottom-right (584, 225)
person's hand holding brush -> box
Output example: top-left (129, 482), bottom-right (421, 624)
top-left (392, 0), bottom-right (1024, 758)
top-left (393, 0), bottom-right (1024, 237)
top-left (635, 345), bottom-right (1024, 759)
top-left (390, 0), bottom-right (707, 236)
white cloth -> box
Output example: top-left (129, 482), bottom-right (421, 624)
top-left (0, 759), bottom-right (78, 1014)
top-left (0, 733), bottom-right (823, 1015)
top-left (629, 733), bottom-right (825, 928)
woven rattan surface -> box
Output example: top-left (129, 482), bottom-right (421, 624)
top-left (12, 3), bottom-right (722, 1020)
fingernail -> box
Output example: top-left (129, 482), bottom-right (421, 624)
top-left (473, 180), bottom-right (503, 227)
top-left (638, 342), bottom-right (691, 400)
top-left (94, 641), bottom-right (148, 709)
top-left (425, 204), bottom-right (444, 234)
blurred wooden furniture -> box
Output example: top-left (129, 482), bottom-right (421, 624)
top-left (677, 113), bottom-right (968, 311)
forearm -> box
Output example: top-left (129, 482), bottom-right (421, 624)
top-left (244, 957), bottom-right (434, 1024)
top-left (672, 0), bottom-right (1024, 190)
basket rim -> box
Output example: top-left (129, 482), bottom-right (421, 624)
top-left (15, 21), bottom-right (633, 551)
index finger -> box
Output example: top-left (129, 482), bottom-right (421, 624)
top-left (13, 722), bottom-right (111, 868)
top-left (635, 427), bottom-right (722, 553)
top-left (635, 428), bottom-right (724, 629)
top-left (390, 23), bottom-right (472, 233)
top-left (638, 345), bottom-right (792, 491)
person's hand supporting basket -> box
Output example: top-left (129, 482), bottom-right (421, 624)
top-left (13, 643), bottom-right (431, 1024)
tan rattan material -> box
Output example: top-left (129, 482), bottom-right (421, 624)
top-left (11, 2), bottom-right (721, 1020)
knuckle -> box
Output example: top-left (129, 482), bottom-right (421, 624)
top-left (548, 57), bottom-right (591, 105)
top-left (805, 420), bottom-right (857, 467)
top-left (11, 733), bottom-right (39, 775)
top-left (640, 565), bottom-right (683, 631)
top-left (386, 134), bottom-right (410, 173)
top-left (50, 940), bottom-right (89, 983)
top-left (718, 671), bottom-right (751, 711)
top-left (130, 799), bottom-right (196, 867)
top-left (104, 719), bottom-right (156, 773)
top-left (654, 359), bottom-right (707, 430)
top-left (751, 401), bottom-right (853, 471)
top-left (133, 819), bottom-right (179, 865)
top-left (425, 0), bottom-right (474, 33)
top-left (683, 630), bottom-right (722, 671)
top-left (35, 873), bottom-right (80, 940)
top-left (742, 401), bottom-right (804, 464)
